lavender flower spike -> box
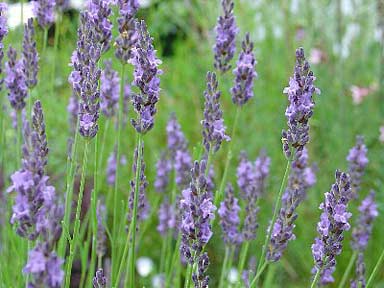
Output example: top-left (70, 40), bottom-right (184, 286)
top-left (5, 47), bottom-right (28, 111)
top-left (96, 201), bottom-right (107, 260)
top-left (157, 197), bottom-right (176, 236)
top-left (129, 20), bottom-right (162, 134)
top-left (347, 135), bottom-right (368, 199)
top-left (0, 3), bottom-right (8, 92)
top-left (100, 59), bottom-right (120, 117)
top-left (33, 0), bottom-right (55, 29)
top-left (154, 152), bottom-right (172, 193)
top-left (231, 33), bottom-right (257, 106)
top-left (218, 183), bottom-right (242, 245)
top-left (93, 268), bottom-right (107, 288)
top-left (115, 0), bottom-right (139, 63)
top-left (180, 160), bottom-right (216, 287)
top-left (213, 0), bottom-right (238, 73)
top-left (201, 71), bottom-right (230, 153)
top-left (282, 47), bottom-right (320, 159)
top-left (23, 18), bottom-right (39, 89)
top-left (311, 170), bottom-right (352, 286)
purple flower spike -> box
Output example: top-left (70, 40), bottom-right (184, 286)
top-left (96, 201), bottom-right (107, 260)
top-left (218, 183), bottom-right (242, 245)
top-left (100, 59), bottom-right (120, 117)
top-left (33, 0), bottom-right (55, 29)
top-left (157, 197), bottom-right (176, 236)
top-left (282, 47), bottom-right (320, 159)
top-left (0, 3), bottom-right (8, 92)
top-left (115, 0), bottom-right (139, 63)
top-left (350, 253), bottom-right (366, 288)
top-left (347, 135), bottom-right (368, 199)
top-left (180, 160), bottom-right (216, 287)
top-left (311, 170), bottom-right (352, 286)
top-left (93, 268), bottom-right (107, 288)
top-left (267, 148), bottom-right (316, 262)
top-left (154, 152), bottom-right (172, 193)
top-left (23, 18), bottom-right (39, 89)
top-left (5, 46), bottom-right (28, 111)
top-left (130, 20), bottom-right (162, 134)
top-left (56, 0), bottom-right (69, 11)
top-left (201, 71), bottom-right (230, 153)
top-left (213, 0), bottom-right (238, 73)
top-left (231, 33), bottom-right (257, 106)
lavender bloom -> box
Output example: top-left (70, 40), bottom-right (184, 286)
top-left (115, 0), bottom-right (139, 63)
top-left (311, 171), bottom-right (352, 285)
top-left (167, 113), bottom-right (188, 157)
top-left (180, 160), bottom-right (216, 287)
top-left (33, 0), bottom-right (55, 29)
top-left (106, 149), bottom-right (127, 186)
top-left (96, 201), bottom-right (107, 260)
top-left (282, 47), bottom-right (320, 159)
top-left (56, 0), bottom-right (70, 11)
top-left (213, 0), bottom-right (238, 73)
top-left (100, 60), bottom-right (120, 117)
top-left (154, 152), bottom-right (172, 193)
top-left (69, 12), bottom-right (102, 139)
top-left (218, 184), bottom-right (242, 245)
top-left (23, 18), bottom-right (39, 89)
top-left (231, 33), bottom-right (257, 106)
top-left (267, 148), bottom-right (316, 262)
top-left (93, 268), bottom-right (107, 288)
top-left (5, 47), bottom-right (28, 111)
top-left (157, 197), bottom-right (176, 236)
top-left (201, 71), bottom-right (230, 153)
top-left (350, 253), bottom-right (366, 288)
top-left (0, 3), bottom-right (8, 91)
top-left (67, 92), bottom-right (79, 133)
top-left (347, 136), bottom-right (368, 199)
top-left (130, 20), bottom-right (162, 134)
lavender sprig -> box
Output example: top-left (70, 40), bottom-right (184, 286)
top-left (93, 268), bottom-right (107, 288)
top-left (0, 3), bottom-right (8, 92)
top-left (32, 0), bottom-right (55, 29)
top-left (100, 59), bottom-right (120, 117)
top-left (23, 18), bottom-right (39, 89)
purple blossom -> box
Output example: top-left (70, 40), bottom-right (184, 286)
top-left (218, 183), bottom-right (242, 245)
top-left (23, 18), bottom-right (39, 89)
top-left (33, 0), bottom-right (55, 29)
top-left (167, 113), bottom-right (188, 157)
top-left (347, 136), bottom-right (368, 199)
top-left (106, 149), bottom-right (127, 186)
top-left (96, 201), bottom-right (107, 259)
top-left (311, 170), bottom-right (352, 286)
top-left (213, 0), bottom-right (238, 73)
top-left (100, 59), bottom-right (120, 117)
top-left (231, 33), bottom-right (257, 106)
top-left (201, 71), bottom-right (230, 153)
top-left (56, 0), bottom-right (70, 11)
top-left (157, 197), bottom-right (176, 236)
top-left (129, 20), bottom-right (162, 134)
top-left (115, 0), bottom-right (139, 63)
top-left (350, 253), bottom-right (366, 288)
top-left (93, 268), bottom-right (107, 288)
top-left (5, 47), bottom-right (28, 111)
top-left (267, 148), bottom-right (316, 261)
top-left (282, 47), bottom-right (320, 159)
top-left (154, 152), bottom-right (172, 193)
top-left (0, 3), bottom-right (8, 92)
top-left (67, 92), bottom-right (79, 133)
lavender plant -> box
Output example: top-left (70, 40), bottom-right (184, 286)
top-left (33, 0), bottom-right (55, 29)
top-left (100, 59), bottom-right (120, 118)
top-left (23, 18), bottom-right (39, 89)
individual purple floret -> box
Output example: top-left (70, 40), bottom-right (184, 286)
top-left (93, 268), bottom-right (107, 288)
top-left (69, 11), bottom-right (102, 139)
top-left (154, 152), bottom-right (172, 193)
top-left (96, 201), bottom-right (107, 260)
top-left (129, 20), bottom-right (162, 134)
top-left (23, 18), bottom-right (39, 89)
top-left (0, 3), bottom-right (8, 91)
top-left (115, 0), bottom-right (139, 63)
top-left (231, 33), bottom-right (257, 106)
top-left (346, 136), bottom-right (368, 199)
top-left (213, 0), bottom-right (238, 73)
top-left (218, 183), bottom-right (242, 245)
top-left (100, 59), bottom-right (120, 117)
top-left (180, 160), bottom-right (216, 287)
top-left (201, 71), bottom-right (230, 153)
top-left (33, 0), bottom-right (55, 29)
top-left (5, 47), bottom-right (28, 111)
top-left (267, 148), bottom-right (316, 262)
top-left (282, 47), bottom-right (320, 159)
top-left (311, 170), bottom-right (352, 286)
top-left (157, 197), bottom-right (176, 236)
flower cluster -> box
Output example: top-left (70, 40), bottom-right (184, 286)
top-left (0, 3), bottom-right (8, 91)
top-left (180, 160), bottom-right (216, 287)
top-left (157, 197), bottom-right (176, 236)
top-left (93, 269), bottom-right (107, 288)
top-left (106, 149), bottom-right (126, 186)
top-left (100, 60), bottom-right (120, 117)
top-left (23, 18), bottom-right (39, 89)
top-left (347, 135), bottom-right (368, 199)
top-left (267, 148), bottom-right (316, 262)
top-left (213, 0), bottom-right (238, 73)
top-left (154, 152), bottom-right (172, 193)
top-left (282, 47), bottom-right (320, 159)
top-left (311, 170), bottom-right (352, 286)
top-left (231, 33), bottom-right (257, 106)
top-left (130, 20), bottom-right (162, 134)
top-left (33, 0), bottom-right (55, 29)
top-left (96, 201), bottom-right (107, 260)
top-left (201, 71), bottom-right (230, 153)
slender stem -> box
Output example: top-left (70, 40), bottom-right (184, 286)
top-left (249, 261), bottom-right (268, 288)
top-left (338, 251), bottom-right (357, 288)
top-left (51, 13), bottom-right (61, 96)
top-left (42, 28), bottom-right (48, 55)
top-left (16, 111), bottom-right (21, 165)
top-left (218, 246), bottom-right (230, 288)
top-left (25, 240), bottom-right (30, 287)
top-left (310, 267), bottom-right (322, 288)
top-left (166, 235), bottom-right (181, 287)
top-left (366, 248), bottom-right (384, 288)
top-left (237, 241), bottom-right (250, 285)
top-left (184, 263), bottom-right (193, 288)
top-left (64, 140), bottom-right (90, 288)
top-left (159, 231), bottom-right (168, 273)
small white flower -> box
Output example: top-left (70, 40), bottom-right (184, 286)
top-left (136, 257), bottom-right (154, 277)
top-left (227, 268), bottom-right (239, 284)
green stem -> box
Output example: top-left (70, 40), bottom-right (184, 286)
top-left (237, 241), bottom-right (250, 286)
top-left (64, 140), bottom-right (90, 288)
top-left (25, 240), bottom-right (30, 287)
top-left (218, 246), bottom-right (230, 288)
top-left (249, 262), bottom-right (268, 288)
top-left (184, 263), bottom-right (193, 288)
top-left (43, 28), bottom-right (48, 55)
top-left (310, 267), bottom-right (322, 288)
top-left (166, 235), bottom-right (181, 287)
top-left (51, 13), bottom-right (61, 96)
top-left (338, 251), bottom-right (357, 288)
top-left (159, 231), bottom-right (168, 273)
top-left (366, 248), bottom-right (384, 288)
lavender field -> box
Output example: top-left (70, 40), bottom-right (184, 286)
top-left (0, 0), bottom-right (383, 287)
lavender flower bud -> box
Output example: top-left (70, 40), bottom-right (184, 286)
top-left (23, 18), bottom-right (39, 89)
top-left (96, 201), bottom-right (107, 259)
top-left (157, 197), bottom-right (176, 236)
top-left (33, 0), bottom-right (55, 29)
top-left (311, 170), bottom-right (352, 286)
top-left (167, 113), bottom-right (188, 157)
top-left (100, 59), bottom-right (120, 117)
top-left (213, 0), bottom-right (238, 73)
top-left (106, 150), bottom-right (126, 186)
top-left (5, 47), bottom-right (28, 111)
top-left (154, 152), bottom-right (172, 193)
top-left (218, 183), bottom-right (242, 245)
top-left (347, 136), bottom-right (368, 199)
top-left (201, 71), bottom-right (230, 153)
top-left (93, 268), bottom-right (107, 288)
top-left (231, 33), bottom-right (257, 106)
